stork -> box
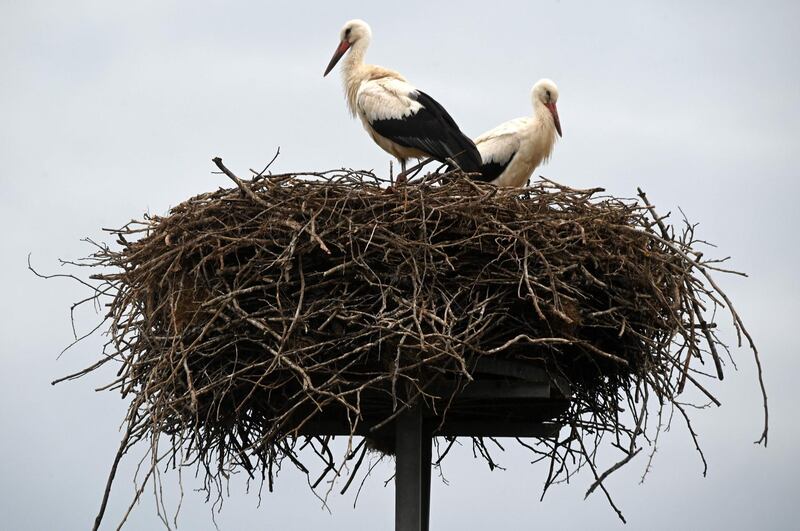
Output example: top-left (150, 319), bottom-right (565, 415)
top-left (323, 19), bottom-right (481, 183)
top-left (475, 79), bottom-right (562, 187)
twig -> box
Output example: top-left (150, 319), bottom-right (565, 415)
top-left (211, 157), bottom-right (268, 207)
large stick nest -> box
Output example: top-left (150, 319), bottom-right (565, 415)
top-left (59, 164), bottom-right (767, 526)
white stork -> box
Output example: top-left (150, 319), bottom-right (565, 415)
top-left (474, 79), bottom-right (562, 187)
top-left (323, 19), bottom-right (481, 181)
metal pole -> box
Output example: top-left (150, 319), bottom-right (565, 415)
top-left (395, 407), bottom-right (431, 531)
top-left (421, 423), bottom-right (431, 531)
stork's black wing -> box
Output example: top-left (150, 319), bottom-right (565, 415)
top-left (478, 152), bottom-right (517, 182)
top-left (369, 90), bottom-right (482, 173)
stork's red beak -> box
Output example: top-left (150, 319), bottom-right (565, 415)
top-left (323, 40), bottom-right (351, 77)
top-left (546, 102), bottom-right (562, 137)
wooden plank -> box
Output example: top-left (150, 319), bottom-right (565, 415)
top-left (473, 358), bottom-right (550, 382)
top-left (295, 419), bottom-right (379, 437)
top-left (473, 358), bottom-right (571, 397)
top-left (456, 380), bottom-right (551, 399)
top-left (435, 420), bottom-right (561, 438)
top-left (296, 418), bottom-right (561, 439)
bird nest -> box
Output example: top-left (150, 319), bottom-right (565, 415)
top-left (54, 160), bottom-right (767, 527)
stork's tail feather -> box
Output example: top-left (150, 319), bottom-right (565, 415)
top-left (445, 134), bottom-right (483, 174)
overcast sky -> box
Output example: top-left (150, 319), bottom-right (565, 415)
top-left (1, 1), bottom-right (799, 530)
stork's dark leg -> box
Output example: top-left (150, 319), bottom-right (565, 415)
top-left (396, 157), bottom-right (435, 185)
top-left (395, 159), bottom-right (409, 185)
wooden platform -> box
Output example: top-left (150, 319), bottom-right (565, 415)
top-left (295, 359), bottom-right (570, 531)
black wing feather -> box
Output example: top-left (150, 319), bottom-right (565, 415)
top-left (477, 150), bottom-right (518, 182)
top-left (369, 90), bottom-right (482, 172)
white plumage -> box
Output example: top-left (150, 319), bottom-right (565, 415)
top-left (357, 77), bottom-right (424, 122)
top-left (475, 79), bottom-right (562, 187)
top-left (355, 77), bottom-right (427, 161)
top-left (323, 19), bottom-right (481, 179)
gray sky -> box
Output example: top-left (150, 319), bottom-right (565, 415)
top-left (2, 0), bottom-right (799, 529)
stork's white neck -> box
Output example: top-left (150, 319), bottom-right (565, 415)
top-left (340, 40), bottom-right (370, 117)
top-left (533, 101), bottom-right (555, 132)
top-left (343, 39), bottom-right (369, 71)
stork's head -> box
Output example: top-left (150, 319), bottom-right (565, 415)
top-left (532, 79), bottom-right (562, 137)
top-left (323, 19), bottom-right (372, 76)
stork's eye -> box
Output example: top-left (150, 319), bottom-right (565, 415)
top-left (546, 90), bottom-right (551, 101)
top-left (345, 28), bottom-right (352, 38)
